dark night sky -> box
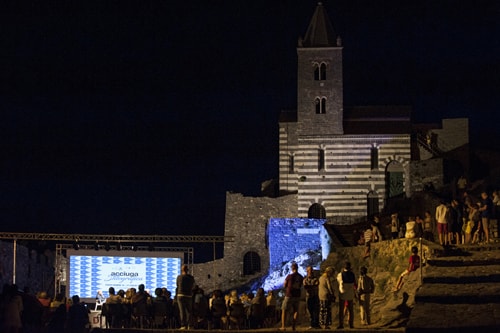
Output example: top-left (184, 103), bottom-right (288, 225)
top-left (1, 1), bottom-right (500, 237)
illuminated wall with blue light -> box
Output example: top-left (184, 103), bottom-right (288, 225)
top-left (268, 218), bottom-right (331, 270)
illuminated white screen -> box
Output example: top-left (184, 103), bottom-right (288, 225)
top-left (66, 250), bottom-right (182, 301)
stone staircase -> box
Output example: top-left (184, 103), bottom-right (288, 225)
top-left (406, 243), bottom-right (500, 332)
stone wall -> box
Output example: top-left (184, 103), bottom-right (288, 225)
top-left (268, 218), bottom-right (328, 270)
top-left (189, 193), bottom-right (297, 293)
top-left (410, 158), bottom-right (444, 193)
top-left (431, 118), bottom-right (469, 153)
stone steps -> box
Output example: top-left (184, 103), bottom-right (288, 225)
top-left (423, 264), bottom-right (500, 284)
top-left (416, 282), bottom-right (500, 303)
top-left (407, 303), bottom-right (500, 332)
top-left (406, 244), bottom-right (500, 332)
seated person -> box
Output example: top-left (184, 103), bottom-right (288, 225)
top-left (394, 246), bottom-right (421, 291)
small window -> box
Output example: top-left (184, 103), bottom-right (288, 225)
top-left (318, 149), bottom-right (325, 171)
top-left (371, 147), bottom-right (379, 170)
top-left (315, 97), bottom-right (326, 114)
top-left (289, 155), bottom-right (295, 174)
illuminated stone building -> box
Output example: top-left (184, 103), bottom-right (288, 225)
top-left (195, 3), bottom-right (470, 293)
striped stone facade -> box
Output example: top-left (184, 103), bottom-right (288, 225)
top-left (279, 132), bottom-right (411, 221)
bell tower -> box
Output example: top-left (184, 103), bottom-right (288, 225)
top-left (297, 2), bottom-right (343, 136)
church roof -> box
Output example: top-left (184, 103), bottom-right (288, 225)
top-left (301, 2), bottom-right (338, 47)
top-left (343, 105), bottom-right (413, 134)
top-left (279, 105), bottom-right (413, 134)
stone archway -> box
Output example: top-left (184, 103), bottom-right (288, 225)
top-left (243, 251), bottom-right (261, 276)
top-left (308, 203), bottom-right (326, 219)
top-left (386, 161), bottom-right (404, 199)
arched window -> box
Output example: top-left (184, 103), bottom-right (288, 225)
top-left (315, 97), bottom-right (326, 114)
top-left (243, 251), bottom-right (261, 275)
top-left (314, 65), bottom-right (320, 81)
top-left (308, 203), bottom-right (326, 219)
top-left (289, 155), bottom-right (295, 174)
top-left (320, 63), bottom-right (327, 80)
top-left (314, 63), bottom-right (327, 80)
top-left (386, 161), bottom-right (404, 198)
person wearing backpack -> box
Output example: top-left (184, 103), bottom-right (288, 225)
top-left (357, 266), bottom-right (374, 325)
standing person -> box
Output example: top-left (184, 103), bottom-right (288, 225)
top-left (479, 191), bottom-right (493, 243)
top-left (450, 199), bottom-right (463, 245)
top-left (465, 202), bottom-right (480, 244)
top-left (394, 246), bottom-right (421, 291)
top-left (176, 264), bottom-right (195, 329)
top-left (390, 213), bottom-right (400, 240)
top-left (435, 200), bottom-right (449, 246)
top-left (67, 295), bottom-right (89, 333)
top-left (414, 215), bottom-right (424, 238)
top-left (363, 224), bottom-right (373, 258)
top-left (462, 191), bottom-right (478, 212)
top-left (303, 266), bottom-right (320, 329)
top-left (279, 262), bottom-right (303, 331)
top-left (318, 267), bottom-right (336, 329)
top-left (371, 215), bottom-right (383, 242)
top-left (357, 266), bottom-right (375, 326)
top-left (337, 261), bottom-right (356, 329)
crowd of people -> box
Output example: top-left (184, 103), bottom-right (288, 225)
top-left (282, 261), bottom-right (377, 330)
top-left (353, 186), bottom-right (499, 249)
top-left (418, 189), bottom-right (497, 246)
top-left (2, 258), bottom-right (409, 332)
top-left (0, 264), bottom-right (282, 332)
top-left (0, 285), bottom-right (94, 333)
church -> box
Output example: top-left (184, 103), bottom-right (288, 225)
top-left (192, 2), bottom-right (469, 293)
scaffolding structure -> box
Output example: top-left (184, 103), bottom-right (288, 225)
top-left (0, 232), bottom-right (234, 297)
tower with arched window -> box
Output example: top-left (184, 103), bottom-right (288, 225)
top-left (279, 3), bottom-right (412, 223)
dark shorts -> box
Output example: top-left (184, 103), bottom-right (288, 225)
top-left (450, 221), bottom-right (461, 233)
top-left (437, 223), bottom-right (448, 234)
